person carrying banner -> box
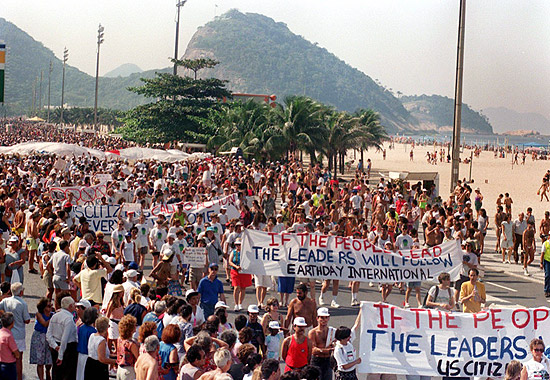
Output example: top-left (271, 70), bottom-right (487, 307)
top-left (424, 272), bottom-right (455, 311)
top-left (281, 317), bottom-right (312, 373)
top-left (308, 307), bottom-right (336, 380)
top-left (285, 283), bottom-right (318, 329)
top-left (459, 268), bottom-right (486, 313)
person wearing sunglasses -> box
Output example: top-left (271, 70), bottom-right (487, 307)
top-left (197, 263), bottom-right (226, 319)
top-left (520, 338), bottom-right (550, 380)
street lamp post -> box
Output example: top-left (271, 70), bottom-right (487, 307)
top-left (60, 47), bottom-right (68, 124)
top-left (173, 0), bottom-right (187, 75)
top-left (94, 24), bottom-right (104, 131)
top-left (450, 0), bottom-right (467, 189)
top-left (47, 61), bottom-right (52, 122)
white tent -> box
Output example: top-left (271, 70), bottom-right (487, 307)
top-left (105, 147), bottom-right (210, 162)
top-left (0, 142), bottom-right (106, 158)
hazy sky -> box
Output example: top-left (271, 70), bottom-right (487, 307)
top-left (3, 0), bottom-right (550, 118)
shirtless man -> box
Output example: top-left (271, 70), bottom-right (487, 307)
top-left (26, 211), bottom-right (40, 274)
top-left (425, 218), bottom-right (439, 247)
top-left (504, 193), bottom-right (513, 216)
top-left (308, 307), bottom-right (335, 380)
top-left (136, 335), bottom-right (159, 380)
top-left (285, 283), bottom-right (318, 329)
top-left (523, 222), bottom-right (536, 276)
top-left (494, 206), bottom-right (504, 252)
top-left (540, 211), bottom-right (550, 240)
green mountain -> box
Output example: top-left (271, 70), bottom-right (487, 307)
top-left (400, 94), bottom-right (494, 134)
top-left (180, 9), bottom-right (418, 133)
top-left (0, 17), bottom-right (167, 115)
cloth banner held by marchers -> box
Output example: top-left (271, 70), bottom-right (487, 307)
top-left (73, 193), bottom-right (241, 235)
top-left (241, 229), bottom-right (462, 282)
top-left (358, 301), bottom-right (549, 377)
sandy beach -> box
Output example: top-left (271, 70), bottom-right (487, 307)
top-left (356, 142), bottom-right (549, 222)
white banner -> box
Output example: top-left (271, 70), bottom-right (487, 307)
top-left (358, 301), bottom-right (548, 377)
top-left (241, 229), bottom-right (462, 282)
top-left (72, 193), bottom-right (241, 235)
top-left (49, 183), bottom-right (108, 205)
top-left (150, 193), bottom-right (240, 224)
top-left (72, 205), bottom-right (148, 234)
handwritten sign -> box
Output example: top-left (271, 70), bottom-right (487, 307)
top-left (358, 301), bottom-right (548, 377)
top-left (151, 193), bottom-right (240, 224)
top-left (241, 229), bottom-right (462, 282)
top-left (95, 173), bottom-right (113, 183)
top-left (183, 247), bottom-right (207, 268)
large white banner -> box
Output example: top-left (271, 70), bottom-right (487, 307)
top-left (73, 193), bottom-right (241, 235)
top-left (241, 229), bottom-right (462, 282)
top-left (358, 302), bottom-right (548, 377)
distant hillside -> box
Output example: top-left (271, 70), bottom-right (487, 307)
top-left (483, 107), bottom-right (550, 135)
top-left (180, 9), bottom-right (418, 133)
top-left (401, 94), bottom-right (494, 134)
top-left (0, 17), bottom-right (168, 115)
top-left (104, 63), bottom-right (143, 78)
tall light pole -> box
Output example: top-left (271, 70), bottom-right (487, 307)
top-left (47, 60), bottom-right (52, 122)
top-left (94, 23), bottom-right (104, 130)
top-left (173, 0), bottom-right (187, 75)
top-left (39, 70), bottom-right (43, 112)
top-left (450, 0), bottom-right (467, 190)
top-left (60, 47), bottom-right (68, 124)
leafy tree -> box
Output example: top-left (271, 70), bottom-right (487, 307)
top-left (174, 58), bottom-right (219, 80)
top-left (121, 59), bottom-right (231, 144)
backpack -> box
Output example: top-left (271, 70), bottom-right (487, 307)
top-left (422, 285), bottom-right (451, 309)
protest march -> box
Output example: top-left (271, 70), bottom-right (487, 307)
top-left (0, 120), bottom-right (548, 380)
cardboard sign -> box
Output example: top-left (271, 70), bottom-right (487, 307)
top-left (183, 247), bottom-right (207, 268)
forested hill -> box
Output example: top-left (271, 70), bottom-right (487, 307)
top-left (180, 9), bottom-right (419, 133)
top-left (0, 18), bottom-right (168, 115)
top-left (401, 95), bottom-right (494, 134)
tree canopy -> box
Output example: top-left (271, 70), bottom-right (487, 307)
top-left (119, 59), bottom-right (231, 144)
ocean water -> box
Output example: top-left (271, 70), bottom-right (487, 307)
top-left (398, 133), bottom-right (550, 148)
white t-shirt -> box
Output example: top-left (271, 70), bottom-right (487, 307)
top-left (350, 195), bottom-right (362, 210)
top-left (461, 251), bottom-right (478, 276)
top-left (149, 227), bottom-right (167, 252)
top-left (427, 285), bottom-right (453, 311)
top-left (334, 339), bottom-right (357, 372)
top-left (395, 234), bottom-right (413, 250)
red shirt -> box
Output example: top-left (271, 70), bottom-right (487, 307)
top-left (0, 327), bottom-right (18, 363)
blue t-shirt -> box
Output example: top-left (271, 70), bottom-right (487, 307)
top-left (77, 324), bottom-right (97, 354)
top-left (34, 312), bottom-right (53, 334)
top-left (197, 276), bottom-right (224, 305)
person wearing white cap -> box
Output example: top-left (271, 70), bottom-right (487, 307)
top-left (5, 235), bottom-right (27, 285)
top-left (228, 237), bottom-right (251, 311)
top-left (122, 269), bottom-right (140, 305)
top-left (246, 305), bottom-right (266, 354)
top-left (265, 320), bottom-right (284, 360)
top-left (308, 307), bottom-right (336, 380)
top-left (281, 316), bottom-right (312, 373)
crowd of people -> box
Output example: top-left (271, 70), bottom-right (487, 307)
top-left (0, 121), bottom-right (549, 380)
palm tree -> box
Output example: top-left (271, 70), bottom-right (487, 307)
top-left (271, 96), bottom-right (326, 161)
top-left (207, 100), bottom-right (287, 161)
top-left (354, 109), bottom-right (389, 163)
